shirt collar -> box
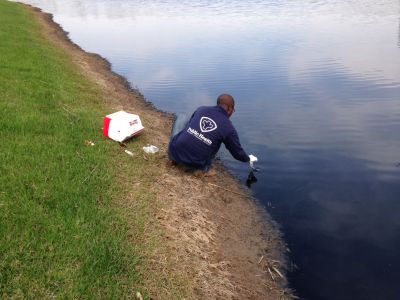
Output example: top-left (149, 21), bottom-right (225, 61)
top-left (215, 105), bottom-right (228, 116)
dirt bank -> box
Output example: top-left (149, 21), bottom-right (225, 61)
top-left (26, 4), bottom-right (292, 299)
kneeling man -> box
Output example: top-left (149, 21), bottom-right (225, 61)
top-left (168, 94), bottom-right (257, 175)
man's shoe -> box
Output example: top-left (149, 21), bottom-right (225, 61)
top-left (194, 169), bottom-right (217, 178)
top-left (166, 160), bottom-right (178, 167)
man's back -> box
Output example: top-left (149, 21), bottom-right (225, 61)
top-left (169, 105), bottom-right (248, 170)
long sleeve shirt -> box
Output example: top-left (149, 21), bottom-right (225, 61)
top-left (168, 105), bottom-right (249, 169)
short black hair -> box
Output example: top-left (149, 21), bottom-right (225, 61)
top-left (217, 94), bottom-right (235, 107)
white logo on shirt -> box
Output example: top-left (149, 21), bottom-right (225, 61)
top-left (187, 127), bottom-right (212, 145)
top-left (200, 117), bottom-right (217, 133)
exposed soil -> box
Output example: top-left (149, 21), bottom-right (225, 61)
top-left (26, 4), bottom-right (291, 299)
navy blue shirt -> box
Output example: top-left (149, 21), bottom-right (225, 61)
top-left (169, 105), bottom-right (249, 169)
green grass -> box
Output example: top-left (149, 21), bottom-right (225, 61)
top-left (0, 1), bottom-right (163, 298)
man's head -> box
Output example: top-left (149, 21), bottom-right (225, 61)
top-left (217, 94), bottom-right (235, 118)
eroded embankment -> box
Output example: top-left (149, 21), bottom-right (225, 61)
top-left (26, 4), bottom-right (291, 299)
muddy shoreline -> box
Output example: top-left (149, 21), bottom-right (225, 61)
top-left (24, 4), bottom-right (291, 299)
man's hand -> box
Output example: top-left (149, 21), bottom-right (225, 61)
top-left (249, 154), bottom-right (258, 168)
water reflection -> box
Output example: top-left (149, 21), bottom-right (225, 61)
top-left (18, 0), bottom-right (400, 299)
top-left (398, 16), bottom-right (400, 48)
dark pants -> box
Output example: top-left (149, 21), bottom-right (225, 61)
top-left (168, 115), bottom-right (213, 172)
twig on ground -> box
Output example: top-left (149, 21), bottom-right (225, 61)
top-left (207, 182), bottom-right (251, 198)
top-left (76, 151), bottom-right (85, 160)
top-left (82, 165), bottom-right (98, 184)
top-left (125, 149), bottom-right (134, 156)
top-left (272, 266), bottom-right (285, 279)
top-left (267, 267), bottom-right (275, 281)
top-left (131, 180), bottom-right (147, 185)
top-left (135, 292), bottom-right (143, 300)
top-left (280, 289), bottom-right (299, 300)
top-left (61, 104), bottom-right (79, 118)
top-left (258, 255), bottom-right (264, 264)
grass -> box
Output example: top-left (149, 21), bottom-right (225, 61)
top-left (0, 1), bottom-right (172, 298)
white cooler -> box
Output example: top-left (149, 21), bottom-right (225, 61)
top-left (103, 111), bottom-right (144, 142)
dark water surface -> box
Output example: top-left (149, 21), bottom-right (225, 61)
top-left (20, 1), bottom-right (400, 299)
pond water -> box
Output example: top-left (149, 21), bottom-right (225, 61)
top-left (19, 0), bottom-right (400, 299)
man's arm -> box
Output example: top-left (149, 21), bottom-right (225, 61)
top-left (224, 129), bottom-right (250, 162)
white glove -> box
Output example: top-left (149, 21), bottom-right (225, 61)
top-left (249, 154), bottom-right (258, 168)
